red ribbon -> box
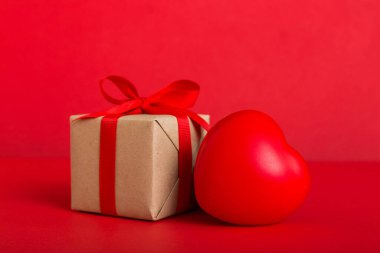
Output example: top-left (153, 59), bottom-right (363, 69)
top-left (78, 76), bottom-right (209, 215)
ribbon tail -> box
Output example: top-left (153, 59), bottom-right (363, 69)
top-left (75, 111), bottom-right (107, 120)
top-left (182, 110), bottom-right (210, 131)
top-left (144, 105), bottom-right (210, 131)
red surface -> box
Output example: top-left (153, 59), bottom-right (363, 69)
top-left (1, 0), bottom-right (380, 160)
top-left (1, 159), bottom-right (380, 252)
top-left (195, 110), bottom-right (310, 225)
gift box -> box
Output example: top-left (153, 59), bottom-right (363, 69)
top-left (70, 76), bottom-right (210, 220)
top-left (70, 114), bottom-right (208, 220)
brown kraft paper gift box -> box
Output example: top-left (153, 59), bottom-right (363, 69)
top-left (70, 114), bottom-right (209, 221)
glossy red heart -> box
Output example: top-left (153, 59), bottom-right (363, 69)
top-left (194, 110), bottom-right (310, 225)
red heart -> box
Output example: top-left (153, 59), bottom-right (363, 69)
top-left (194, 110), bottom-right (310, 225)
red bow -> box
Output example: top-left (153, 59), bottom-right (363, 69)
top-left (79, 75), bottom-right (209, 130)
top-left (79, 76), bottom-right (209, 216)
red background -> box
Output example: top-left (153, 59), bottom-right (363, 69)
top-left (1, 0), bottom-right (379, 160)
top-left (1, 2), bottom-right (380, 252)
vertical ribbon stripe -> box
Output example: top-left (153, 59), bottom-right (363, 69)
top-left (99, 116), bottom-right (120, 215)
top-left (176, 116), bottom-right (193, 213)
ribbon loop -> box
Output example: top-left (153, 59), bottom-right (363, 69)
top-left (100, 75), bottom-right (140, 105)
top-left (144, 80), bottom-right (200, 108)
